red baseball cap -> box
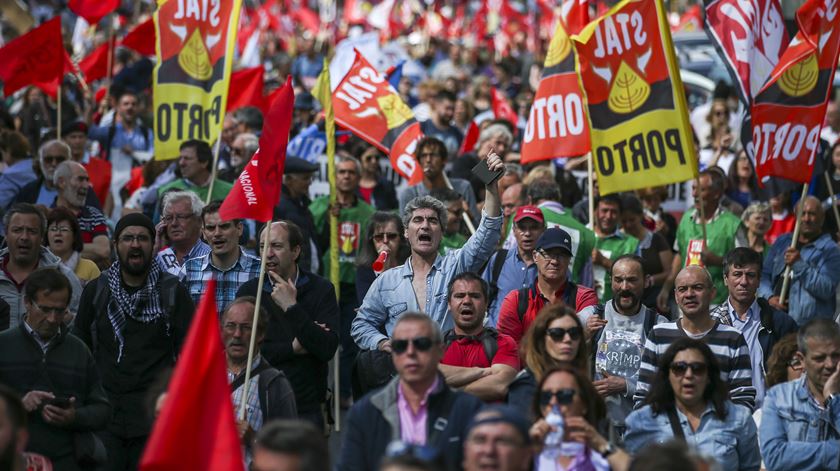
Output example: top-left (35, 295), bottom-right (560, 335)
top-left (513, 206), bottom-right (545, 224)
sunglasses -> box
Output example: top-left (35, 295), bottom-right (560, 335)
top-left (539, 389), bottom-right (577, 407)
top-left (391, 336), bottom-right (434, 354)
top-left (669, 361), bottom-right (708, 377)
top-left (546, 326), bottom-right (582, 342)
top-left (373, 232), bottom-right (400, 242)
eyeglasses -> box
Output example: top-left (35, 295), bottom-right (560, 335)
top-left (119, 234), bottom-right (151, 244)
top-left (787, 358), bottom-right (802, 369)
top-left (231, 147), bottom-right (247, 156)
top-left (391, 336), bottom-right (434, 354)
top-left (30, 300), bottom-right (68, 316)
top-left (669, 361), bottom-right (708, 377)
top-left (373, 232), bottom-right (400, 242)
top-left (41, 155), bottom-right (67, 165)
top-left (539, 388), bottom-right (577, 407)
top-left (223, 322), bottom-right (253, 334)
top-left (546, 326), bottom-right (582, 342)
top-left (161, 213), bottom-right (195, 224)
top-left (48, 226), bottom-right (72, 233)
top-left (536, 250), bottom-right (568, 261)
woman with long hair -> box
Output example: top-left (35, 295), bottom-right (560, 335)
top-left (507, 304), bottom-right (589, 419)
top-left (528, 364), bottom-right (631, 471)
top-left (726, 151), bottom-right (759, 209)
top-left (355, 211), bottom-right (410, 302)
top-left (356, 144), bottom-right (398, 211)
top-left (624, 338), bottom-right (760, 470)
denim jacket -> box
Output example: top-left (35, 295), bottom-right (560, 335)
top-left (758, 233), bottom-right (840, 325)
top-left (759, 376), bottom-right (840, 471)
top-left (351, 212), bottom-right (503, 350)
top-left (625, 402), bottom-right (760, 471)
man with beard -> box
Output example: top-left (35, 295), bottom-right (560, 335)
top-left (591, 194), bottom-right (640, 303)
top-left (578, 255), bottom-right (666, 443)
top-left (419, 90), bottom-right (464, 158)
top-left (0, 268), bottom-right (110, 470)
top-left (153, 191), bottom-right (209, 276)
top-left (759, 196), bottom-right (840, 325)
top-left (0, 203), bottom-right (82, 329)
top-left (73, 213), bottom-right (194, 471)
top-left (439, 273), bottom-right (519, 402)
top-left (51, 161), bottom-right (110, 266)
top-left (223, 297), bottom-right (296, 466)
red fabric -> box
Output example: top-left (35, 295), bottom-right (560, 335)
top-left (78, 39), bottom-right (113, 83)
top-left (564, 0), bottom-right (591, 35)
top-left (139, 279), bottom-right (244, 470)
top-left (220, 76), bottom-right (294, 223)
top-left (343, 0), bottom-right (366, 24)
top-left (227, 67), bottom-right (265, 112)
top-left (69, 0), bottom-right (119, 24)
top-left (441, 331), bottom-right (520, 370)
top-left (766, 213), bottom-right (796, 245)
top-left (358, 186), bottom-right (374, 204)
top-left (291, 6), bottom-right (320, 34)
top-left (124, 166), bottom-right (144, 196)
top-left (83, 157), bottom-right (112, 206)
top-left (491, 87), bottom-right (518, 128)
top-left (0, 18), bottom-right (66, 95)
top-left (121, 18), bottom-right (155, 56)
top-left (459, 121), bottom-right (480, 155)
top-left (497, 283), bottom-right (598, 344)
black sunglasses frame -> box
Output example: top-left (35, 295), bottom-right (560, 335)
top-left (546, 326), bottom-right (582, 342)
top-left (391, 336), bottom-right (434, 354)
top-left (539, 388), bottom-right (577, 407)
top-left (669, 361), bottom-right (708, 377)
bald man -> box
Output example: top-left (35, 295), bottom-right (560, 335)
top-left (760, 196), bottom-right (840, 325)
top-left (634, 265), bottom-right (756, 410)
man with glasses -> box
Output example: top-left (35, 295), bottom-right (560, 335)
top-left (483, 205), bottom-right (545, 326)
top-left (14, 140), bottom-right (101, 209)
top-left (181, 200), bottom-right (260, 312)
top-left (52, 161), bottom-right (110, 266)
top-left (339, 313), bottom-right (482, 471)
top-left (222, 296), bottom-right (296, 467)
top-left (634, 265), bottom-right (756, 411)
top-left (0, 268), bottom-right (110, 469)
top-left (154, 191), bottom-right (209, 276)
top-left (0, 203), bottom-right (81, 329)
top-left (274, 157), bottom-right (320, 273)
top-left (219, 132), bottom-right (257, 183)
top-left (73, 213), bottom-right (194, 471)
top-left (497, 228), bottom-right (598, 344)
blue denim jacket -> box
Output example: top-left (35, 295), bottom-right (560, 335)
top-left (625, 402), bottom-right (760, 471)
top-left (351, 212), bottom-right (503, 350)
top-left (758, 233), bottom-right (840, 325)
top-left (759, 376), bottom-right (840, 471)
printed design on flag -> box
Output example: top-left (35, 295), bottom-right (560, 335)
top-left (606, 61), bottom-right (651, 114)
top-left (545, 26), bottom-right (573, 71)
top-left (596, 329), bottom-right (644, 378)
top-left (778, 53), bottom-right (819, 97)
top-left (339, 222), bottom-right (361, 258)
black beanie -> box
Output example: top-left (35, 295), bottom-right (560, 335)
top-left (114, 213), bottom-right (155, 241)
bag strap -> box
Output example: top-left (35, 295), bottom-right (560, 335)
top-left (516, 287), bottom-right (531, 322)
top-left (230, 361), bottom-right (273, 393)
top-left (257, 367), bottom-right (282, 420)
top-left (488, 249), bottom-right (509, 301)
top-left (427, 388), bottom-right (458, 446)
top-left (667, 407), bottom-right (685, 440)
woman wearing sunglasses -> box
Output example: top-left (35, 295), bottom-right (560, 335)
top-left (508, 304), bottom-right (589, 419)
top-left (624, 338), bottom-right (760, 471)
top-left (529, 364), bottom-right (631, 471)
top-left (355, 212), bottom-right (410, 302)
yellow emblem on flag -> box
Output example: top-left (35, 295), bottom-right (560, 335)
top-left (377, 94), bottom-right (412, 129)
top-left (607, 61), bottom-right (650, 114)
top-left (178, 29), bottom-right (213, 81)
top-left (778, 53), bottom-right (819, 97)
top-left (545, 24), bottom-right (572, 67)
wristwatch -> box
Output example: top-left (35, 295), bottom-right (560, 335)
top-left (599, 442), bottom-right (616, 458)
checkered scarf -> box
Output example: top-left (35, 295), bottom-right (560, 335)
top-left (106, 259), bottom-right (166, 363)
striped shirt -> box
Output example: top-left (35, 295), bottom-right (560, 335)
top-left (633, 319), bottom-right (756, 411)
top-left (228, 356), bottom-right (265, 468)
top-left (75, 205), bottom-right (108, 243)
top-left (181, 247), bottom-right (261, 313)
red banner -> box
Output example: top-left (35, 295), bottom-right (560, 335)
top-left (0, 18), bottom-right (68, 96)
top-left (227, 67), bottom-right (265, 112)
top-left (331, 50), bottom-right (423, 185)
top-left (69, 0), bottom-right (119, 24)
top-left (752, 0), bottom-right (840, 184)
top-left (121, 17), bottom-right (156, 56)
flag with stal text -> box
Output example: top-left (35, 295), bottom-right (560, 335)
top-left (139, 278), bottom-right (244, 471)
top-left (69, 0), bottom-right (119, 24)
top-left (751, 0), bottom-right (840, 184)
top-left (219, 76), bottom-right (294, 223)
top-left (0, 18), bottom-right (68, 95)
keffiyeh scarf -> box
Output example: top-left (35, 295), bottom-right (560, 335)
top-left (106, 259), bottom-right (166, 362)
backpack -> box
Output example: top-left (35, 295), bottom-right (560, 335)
top-left (229, 361), bottom-right (287, 420)
top-left (515, 282), bottom-right (579, 322)
top-left (442, 327), bottom-right (500, 365)
top-left (487, 249), bottom-right (509, 304)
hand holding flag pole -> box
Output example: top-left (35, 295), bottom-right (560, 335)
top-left (779, 184), bottom-right (810, 306)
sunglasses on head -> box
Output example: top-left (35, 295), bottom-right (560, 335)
top-left (546, 326), bottom-right (582, 342)
top-left (669, 361), bottom-right (708, 377)
top-left (539, 388), bottom-right (576, 407)
top-left (391, 336), bottom-right (434, 354)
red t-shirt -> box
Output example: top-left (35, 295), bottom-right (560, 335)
top-left (441, 330), bottom-right (520, 370)
top-left (359, 186), bottom-right (374, 205)
top-left (497, 282), bottom-right (598, 345)
top-left (766, 213), bottom-right (795, 245)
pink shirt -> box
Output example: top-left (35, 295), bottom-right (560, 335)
top-left (397, 377), bottom-right (441, 445)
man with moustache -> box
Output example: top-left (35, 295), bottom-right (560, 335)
top-left (73, 213), bottom-right (194, 471)
top-left (51, 161), bottom-right (110, 265)
top-left (578, 255), bottom-right (666, 443)
top-left (439, 273), bottom-right (519, 402)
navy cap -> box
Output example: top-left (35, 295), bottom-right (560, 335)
top-left (294, 92), bottom-right (317, 111)
top-left (535, 227), bottom-right (574, 256)
top-left (466, 405), bottom-right (531, 445)
top-left (285, 157), bottom-right (319, 174)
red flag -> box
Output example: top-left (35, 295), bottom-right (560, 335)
top-left (139, 278), bottom-right (244, 470)
top-left (0, 18), bottom-right (67, 96)
top-left (69, 0), bottom-right (119, 24)
top-left (220, 76), bottom-right (294, 222)
top-left (459, 121), bottom-right (480, 154)
top-left (344, 0), bottom-right (367, 24)
top-left (121, 18), bottom-right (155, 56)
top-left (227, 67), bottom-right (265, 112)
top-left (564, 0), bottom-right (591, 35)
top-left (78, 39), bottom-right (113, 83)
top-left (673, 4), bottom-right (702, 32)
top-left (491, 87), bottom-right (519, 128)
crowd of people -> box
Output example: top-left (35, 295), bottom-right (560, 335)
top-left (2, 1), bottom-right (840, 471)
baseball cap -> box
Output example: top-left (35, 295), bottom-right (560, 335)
top-left (466, 405), bottom-right (531, 445)
top-left (513, 205), bottom-right (545, 225)
top-left (535, 227), bottom-right (573, 256)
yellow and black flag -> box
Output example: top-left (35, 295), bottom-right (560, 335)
top-left (572, 0), bottom-right (697, 195)
top-left (153, 0), bottom-right (243, 159)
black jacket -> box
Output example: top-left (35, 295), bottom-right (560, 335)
top-left (273, 186), bottom-right (317, 272)
top-left (358, 177), bottom-right (398, 211)
top-left (0, 324), bottom-right (111, 463)
top-left (237, 268), bottom-right (339, 413)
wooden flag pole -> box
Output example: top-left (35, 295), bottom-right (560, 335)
top-left (779, 184), bottom-right (810, 306)
top-left (206, 138), bottom-right (222, 204)
top-left (823, 172), bottom-right (840, 230)
top-left (56, 83), bottom-right (62, 140)
top-left (587, 153), bottom-right (594, 225)
top-left (105, 18), bottom-right (114, 90)
top-left (695, 178), bottom-right (708, 243)
top-left (443, 172), bottom-right (476, 235)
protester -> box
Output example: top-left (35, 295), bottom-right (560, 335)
top-left (219, 132), bottom-right (258, 183)
top-left (636, 186), bottom-right (677, 249)
top-left (51, 161), bottom-right (110, 266)
top-left (356, 145), bottom-right (398, 211)
top-left (429, 188), bottom-right (467, 254)
top-left (0, 268), bottom-right (111, 470)
top-left (10, 139), bottom-right (72, 210)
top-left (461, 405), bottom-right (532, 471)
top-left (419, 90), bottom-right (463, 157)
top-left (273, 157), bottom-right (320, 273)
top-left (72, 213), bottom-right (194, 471)
top-left (620, 195), bottom-right (672, 310)
top-left (153, 190), bottom-right (208, 276)
top-left (736, 202), bottom-right (772, 255)
top-left (624, 338), bottom-right (760, 471)
top-left (0, 131), bottom-right (36, 210)
top-left (355, 212), bottom-right (410, 301)
top-left (592, 194), bottom-right (640, 303)
top-left (156, 140), bottom-right (233, 204)
top-left (252, 419), bottom-right (330, 471)
top-left (46, 207), bottom-right (100, 286)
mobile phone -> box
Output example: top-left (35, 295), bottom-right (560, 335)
top-left (471, 159), bottom-right (504, 186)
top-left (50, 395), bottom-right (72, 408)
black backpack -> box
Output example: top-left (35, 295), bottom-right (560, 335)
top-left (515, 282), bottom-right (579, 321)
top-left (487, 249), bottom-right (509, 304)
top-left (442, 327), bottom-right (500, 364)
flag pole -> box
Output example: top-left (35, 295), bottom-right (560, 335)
top-left (442, 172), bottom-right (476, 235)
top-left (105, 17), bottom-right (114, 90)
top-left (823, 171), bottom-right (840, 230)
top-left (696, 177), bottom-right (707, 243)
top-left (779, 183), bottom-right (810, 306)
top-left (206, 138), bottom-right (222, 204)
top-left (239, 219), bottom-right (273, 420)
top-left (56, 82), bottom-right (62, 140)
top-left (587, 152), bottom-right (594, 225)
